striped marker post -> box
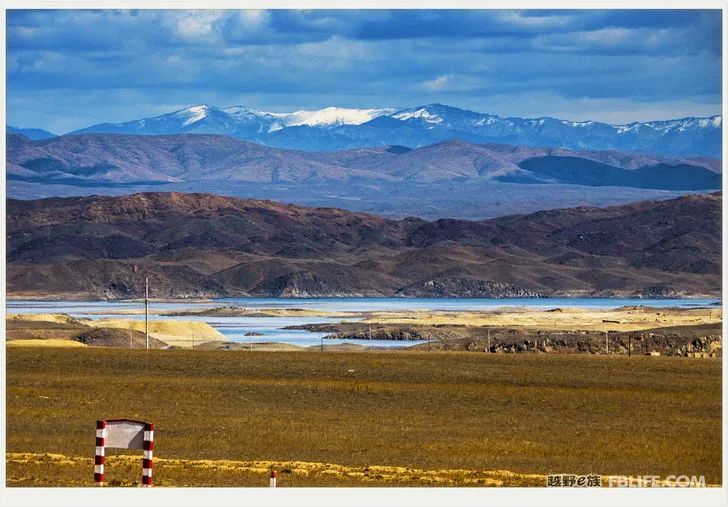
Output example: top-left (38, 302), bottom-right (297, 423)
top-left (94, 420), bottom-right (106, 485)
top-left (93, 419), bottom-right (154, 487)
top-left (142, 423), bottom-right (154, 487)
top-left (270, 470), bottom-right (277, 488)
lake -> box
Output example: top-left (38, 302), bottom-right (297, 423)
top-left (6, 297), bottom-right (720, 348)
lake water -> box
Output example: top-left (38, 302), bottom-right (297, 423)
top-left (6, 297), bottom-right (720, 348)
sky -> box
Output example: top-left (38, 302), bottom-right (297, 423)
top-left (6, 9), bottom-right (723, 134)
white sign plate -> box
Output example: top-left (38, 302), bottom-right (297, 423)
top-left (105, 420), bottom-right (146, 449)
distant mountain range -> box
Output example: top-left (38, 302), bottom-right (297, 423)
top-left (8, 132), bottom-right (720, 219)
top-left (12, 103), bottom-right (723, 157)
top-left (8, 133), bottom-right (720, 189)
top-left (6, 192), bottom-right (720, 299)
top-left (7, 125), bottom-right (56, 141)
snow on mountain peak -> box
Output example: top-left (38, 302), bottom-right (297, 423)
top-left (265, 107), bottom-right (395, 128)
top-left (392, 107), bottom-right (444, 124)
top-left (219, 105), bottom-right (396, 131)
top-left (614, 115), bottom-right (723, 136)
top-left (173, 104), bottom-right (212, 126)
top-left (562, 120), bottom-right (594, 128)
top-left (66, 103), bottom-right (722, 158)
top-left (223, 105), bottom-right (259, 117)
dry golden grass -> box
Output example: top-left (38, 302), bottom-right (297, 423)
top-left (85, 318), bottom-right (224, 348)
top-left (364, 306), bottom-right (722, 332)
top-left (6, 347), bottom-right (721, 487)
top-left (6, 339), bottom-right (87, 348)
top-left (7, 313), bottom-right (225, 348)
top-left (87, 318), bottom-right (223, 337)
top-left (6, 452), bottom-right (548, 487)
top-left (6, 313), bottom-right (81, 324)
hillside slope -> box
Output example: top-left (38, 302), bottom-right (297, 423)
top-left (7, 133), bottom-right (720, 188)
top-left (7, 192), bottom-right (721, 299)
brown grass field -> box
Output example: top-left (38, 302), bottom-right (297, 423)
top-left (6, 347), bottom-right (722, 487)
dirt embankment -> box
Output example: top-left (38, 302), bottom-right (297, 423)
top-left (6, 314), bottom-right (223, 349)
top-left (86, 318), bottom-right (224, 348)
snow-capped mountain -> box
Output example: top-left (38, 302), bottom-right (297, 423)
top-left (66, 103), bottom-right (723, 157)
top-left (263, 107), bottom-right (395, 130)
top-left (70, 105), bottom-right (394, 138)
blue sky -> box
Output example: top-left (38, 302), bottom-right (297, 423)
top-left (6, 9), bottom-right (723, 134)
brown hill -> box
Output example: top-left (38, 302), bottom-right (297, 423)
top-left (6, 191), bottom-right (721, 299)
top-left (7, 133), bottom-right (386, 184)
top-left (8, 133), bottom-right (720, 187)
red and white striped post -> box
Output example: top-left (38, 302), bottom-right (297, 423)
top-left (93, 419), bottom-right (154, 487)
top-left (270, 470), bottom-right (277, 488)
top-left (142, 423), bottom-right (154, 487)
top-left (94, 420), bottom-right (106, 486)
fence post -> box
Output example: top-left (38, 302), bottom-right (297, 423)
top-left (628, 334), bottom-right (632, 357)
top-left (94, 420), bottom-right (106, 486)
top-left (270, 470), bottom-right (277, 488)
top-left (142, 423), bottom-right (154, 487)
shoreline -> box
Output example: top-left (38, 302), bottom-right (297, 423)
top-left (6, 304), bottom-right (722, 356)
top-left (6, 294), bottom-right (722, 303)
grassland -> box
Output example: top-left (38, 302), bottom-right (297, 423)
top-left (6, 339), bottom-right (87, 347)
top-left (78, 305), bottom-right (725, 332)
top-left (362, 306), bottom-right (723, 332)
top-left (6, 347), bottom-right (721, 487)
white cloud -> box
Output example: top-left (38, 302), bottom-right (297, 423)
top-left (235, 10), bottom-right (270, 30)
top-left (416, 74), bottom-right (480, 94)
top-left (496, 11), bottom-right (574, 29)
top-left (168, 11), bottom-right (227, 43)
top-left (421, 74), bottom-right (450, 92)
top-left (293, 37), bottom-right (376, 69)
top-left (6, 9), bottom-right (721, 132)
top-left (223, 10), bottom-right (271, 42)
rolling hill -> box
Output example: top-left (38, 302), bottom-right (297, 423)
top-left (7, 125), bottom-right (56, 140)
top-left (7, 133), bottom-right (720, 188)
top-left (8, 132), bottom-right (721, 220)
top-left (7, 192), bottom-right (720, 299)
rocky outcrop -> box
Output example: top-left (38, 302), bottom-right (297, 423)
top-left (250, 270), bottom-right (385, 297)
top-left (294, 321), bottom-right (722, 356)
top-left (639, 286), bottom-right (685, 299)
top-left (396, 278), bottom-right (543, 298)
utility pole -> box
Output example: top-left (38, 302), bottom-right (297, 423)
top-left (605, 331), bottom-right (609, 354)
top-left (145, 276), bottom-right (149, 350)
top-left (628, 334), bottom-right (632, 357)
